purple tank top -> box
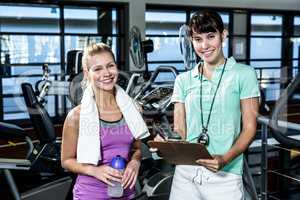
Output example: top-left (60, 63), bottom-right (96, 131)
top-left (73, 118), bottom-right (135, 200)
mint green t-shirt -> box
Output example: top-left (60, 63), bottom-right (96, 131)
top-left (171, 57), bottom-right (260, 175)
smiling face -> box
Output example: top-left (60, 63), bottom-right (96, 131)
top-left (191, 30), bottom-right (227, 66)
top-left (87, 52), bottom-right (118, 92)
top-left (188, 10), bottom-right (227, 66)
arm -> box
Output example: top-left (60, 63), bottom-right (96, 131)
top-left (222, 97), bottom-right (259, 165)
top-left (122, 139), bottom-right (141, 189)
top-left (197, 97), bottom-right (259, 172)
top-left (173, 102), bottom-right (187, 140)
top-left (61, 107), bottom-right (122, 185)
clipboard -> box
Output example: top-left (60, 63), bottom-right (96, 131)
top-left (148, 140), bottom-right (212, 165)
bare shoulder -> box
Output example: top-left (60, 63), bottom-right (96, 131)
top-left (64, 105), bottom-right (81, 129)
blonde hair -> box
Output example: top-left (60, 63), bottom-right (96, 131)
top-left (81, 42), bottom-right (115, 72)
top-left (81, 42), bottom-right (116, 89)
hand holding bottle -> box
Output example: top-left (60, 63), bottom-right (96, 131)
top-left (92, 165), bottom-right (122, 186)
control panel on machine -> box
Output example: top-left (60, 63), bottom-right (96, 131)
top-left (139, 86), bottom-right (173, 110)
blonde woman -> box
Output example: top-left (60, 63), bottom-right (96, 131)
top-left (61, 43), bottom-right (149, 200)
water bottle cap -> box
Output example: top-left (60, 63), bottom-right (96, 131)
top-left (110, 155), bottom-right (126, 170)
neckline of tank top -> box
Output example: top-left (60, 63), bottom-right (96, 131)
top-left (99, 116), bottom-right (124, 124)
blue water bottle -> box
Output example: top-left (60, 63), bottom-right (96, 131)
top-left (107, 155), bottom-right (126, 198)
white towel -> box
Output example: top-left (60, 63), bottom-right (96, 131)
top-left (77, 84), bottom-right (150, 165)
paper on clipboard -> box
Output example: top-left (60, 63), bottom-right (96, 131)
top-left (147, 140), bottom-right (212, 165)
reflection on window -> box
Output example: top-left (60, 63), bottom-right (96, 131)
top-left (145, 10), bottom-right (229, 74)
top-left (3, 95), bottom-right (56, 120)
top-left (293, 60), bottom-right (299, 77)
top-left (0, 5), bottom-right (60, 33)
top-left (65, 36), bottom-right (102, 52)
top-left (294, 16), bottom-right (300, 35)
top-left (0, 3), bottom-right (124, 121)
top-left (1, 35), bottom-right (60, 64)
top-left (251, 61), bottom-right (281, 69)
top-left (145, 10), bottom-right (187, 73)
top-left (223, 40), bottom-right (229, 58)
top-left (146, 36), bottom-right (182, 62)
top-left (251, 14), bottom-right (282, 36)
top-left (146, 10), bottom-right (186, 35)
top-left (146, 9), bottom-right (229, 73)
top-left (250, 14), bottom-right (283, 101)
top-left (292, 37), bottom-right (300, 59)
top-left (11, 65), bottom-right (60, 76)
top-left (3, 97), bottom-right (29, 120)
top-left (154, 72), bottom-right (177, 83)
top-left (293, 16), bottom-right (300, 72)
top-left (250, 38), bottom-right (282, 59)
top-left (65, 36), bottom-right (118, 60)
top-left (263, 67), bottom-right (280, 79)
top-left (148, 63), bottom-right (185, 71)
top-left (64, 8), bottom-right (98, 34)
top-left (112, 10), bottom-right (117, 34)
top-left (250, 14), bottom-right (283, 58)
top-left (262, 84), bottom-right (280, 101)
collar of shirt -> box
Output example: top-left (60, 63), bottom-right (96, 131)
top-left (191, 56), bottom-right (236, 78)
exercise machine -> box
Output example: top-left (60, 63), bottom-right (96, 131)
top-left (0, 121), bottom-right (72, 200)
top-left (258, 71), bottom-right (300, 200)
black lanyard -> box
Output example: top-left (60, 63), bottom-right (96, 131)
top-left (199, 58), bottom-right (227, 136)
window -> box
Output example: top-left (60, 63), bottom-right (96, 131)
top-left (145, 8), bottom-right (229, 73)
top-left (64, 7), bottom-right (120, 63)
top-left (146, 10), bottom-right (186, 71)
top-left (0, 3), bottom-right (126, 121)
top-left (0, 5), bottom-right (61, 120)
top-left (293, 16), bottom-right (300, 76)
top-left (250, 14), bottom-right (283, 101)
top-left (0, 6), bottom-right (60, 33)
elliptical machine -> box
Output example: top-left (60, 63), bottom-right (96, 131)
top-left (34, 50), bottom-right (83, 106)
top-left (126, 26), bottom-right (183, 199)
top-left (132, 65), bottom-right (181, 200)
top-left (266, 72), bottom-right (300, 199)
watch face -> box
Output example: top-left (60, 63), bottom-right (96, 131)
top-left (198, 132), bottom-right (209, 146)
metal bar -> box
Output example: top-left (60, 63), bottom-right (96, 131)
top-left (258, 115), bottom-right (300, 131)
top-left (59, 4), bottom-right (66, 116)
top-left (3, 169), bottom-right (21, 200)
top-left (261, 123), bottom-right (268, 200)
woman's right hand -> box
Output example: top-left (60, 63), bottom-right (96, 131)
top-left (91, 165), bottom-right (123, 186)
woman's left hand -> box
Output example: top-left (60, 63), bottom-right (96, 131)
top-left (122, 159), bottom-right (140, 189)
top-left (196, 155), bottom-right (226, 172)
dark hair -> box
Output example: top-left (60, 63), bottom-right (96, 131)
top-left (188, 10), bottom-right (224, 37)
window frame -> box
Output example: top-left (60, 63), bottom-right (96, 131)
top-left (0, 1), bottom-right (128, 124)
